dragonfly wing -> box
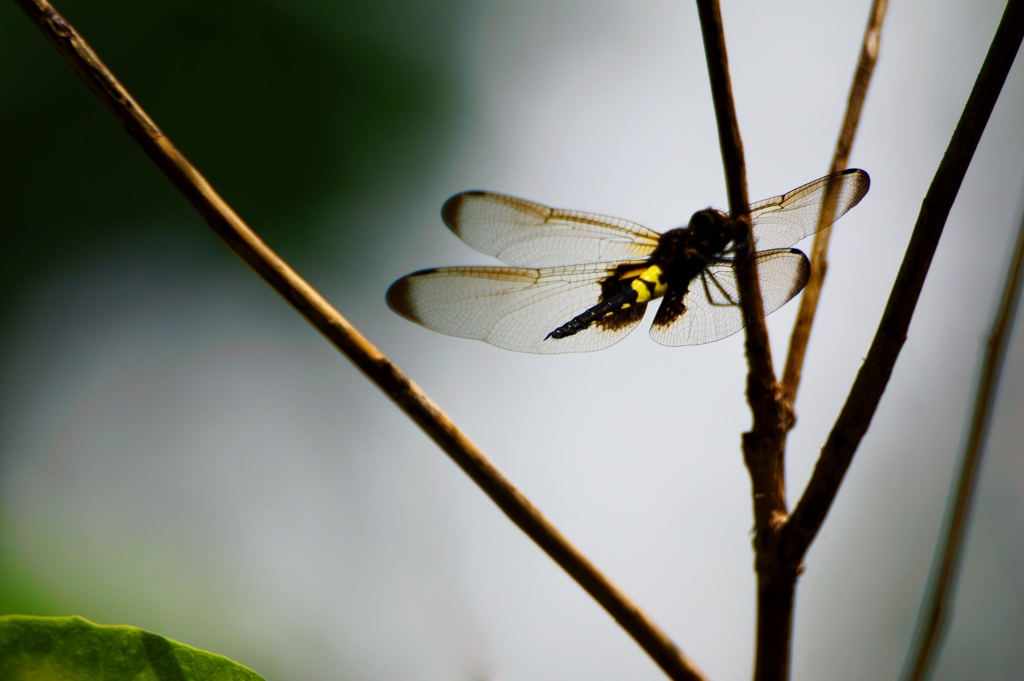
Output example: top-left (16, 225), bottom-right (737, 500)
top-left (387, 262), bottom-right (649, 354)
top-left (746, 169), bottom-right (870, 251)
top-left (649, 249), bottom-right (810, 346)
top-left (442, 191), bottom-right (662, 267)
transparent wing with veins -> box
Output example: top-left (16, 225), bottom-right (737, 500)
top-left (442, 191), bottom-right (662, 267)
top-left (649, 249), bottom-right (811, 346)
top-left (387, 261), bottom-right (649, 354)
top-left (745, 169), bottom-right (870, 251)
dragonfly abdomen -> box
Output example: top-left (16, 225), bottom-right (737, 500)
top-left (546, 265), bottom-right (667, 341)
top-left (545, 288), bottom-right (638, 340)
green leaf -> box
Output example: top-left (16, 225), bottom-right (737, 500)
top-left (0, 615), bottom-right (265, 681)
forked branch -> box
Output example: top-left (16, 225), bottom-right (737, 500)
top-left (782, 0), bottom-right (1024, 563)
top-left (694, 3), bottom-right (791, 680)
top-left (12, 1), bottom-right (707, 678)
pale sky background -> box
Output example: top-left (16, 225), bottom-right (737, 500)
top-left (2, 1), bottom-right (1024, 680)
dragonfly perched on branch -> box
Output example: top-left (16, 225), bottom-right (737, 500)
top-left (387, 170), bottom-right (869, 354)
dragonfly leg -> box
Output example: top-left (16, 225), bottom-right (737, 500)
top-left (701, 271), bottom-right (739, 308)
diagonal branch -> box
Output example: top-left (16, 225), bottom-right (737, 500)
top-left (782, 0), bottom-right (1024, 563)
top-left (780, 0), bottom-right (889, 414)
top-left (899, 180), bottom-right (1024, 681)
top-left (12, 1), bottom-right (708, 679)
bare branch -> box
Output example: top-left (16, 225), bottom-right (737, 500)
top-left (695, 1), bottom-right (750, 220)
top-left (11, 1), bottom-right (709, 678)
top-left (696, 0), bottom-right (788, 535)
top-left (695, 2), bottom-right (791, 680)
top-left (782, 0), bottom-right (1024, 563)
top-left (781, 0), bottom-right (889, 414)
top-left (899, 180), bottom-right (1024, 681)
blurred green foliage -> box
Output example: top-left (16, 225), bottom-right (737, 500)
top-left (0, 525), bottom-right (59, 617)
top-left (0, 615), bottom-right (266, 680)
top-left (0, 0), bottom-right (466, 311)
top-left (0, 0), bottom-right (470, 621)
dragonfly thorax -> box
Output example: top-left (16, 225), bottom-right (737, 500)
top-left (649, 208), bottom-right (736, 279)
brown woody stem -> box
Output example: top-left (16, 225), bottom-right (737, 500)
top-left (780, 0), bottom-right (889, 415)
top-left (12, 1), bottom-right (709, 678)
top-left (899, 153), bottom-right (1024, 681)
top-left (782, 0), bottom-right (1024, 564)
top-left (695, 2), bottom-right (791, 680)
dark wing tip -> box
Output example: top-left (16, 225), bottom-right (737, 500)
top-left (788, 248), bottom-right (811, 298)
top-left (386, 273), bottom-right (427, 323)
top-left (844, 168), bottom-right (871, 197)
top-left (441, 191), bottom-right (486, 231)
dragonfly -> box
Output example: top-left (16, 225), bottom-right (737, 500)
top-left (386, 169), bottom-right (869, 354)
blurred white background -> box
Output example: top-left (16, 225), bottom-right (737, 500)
top-left (2, 0), bottom-right (1023, 679)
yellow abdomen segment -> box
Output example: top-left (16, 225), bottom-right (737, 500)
top-left (630, 265), bottom-right (668, 303)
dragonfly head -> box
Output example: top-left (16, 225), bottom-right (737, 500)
top-left (687, 208), bottom-right (736, 256)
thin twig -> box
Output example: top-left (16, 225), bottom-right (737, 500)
top-left (782, 0), bottom-right (1024, 563)
top-left (11, 1), bottom-right (708, 679)
top-left (899, 183), bottom-right (1024, 681)
top-left (694, 3), bottom-right (791, 680)
top-left (780, 0), bottom-right (889, 415)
